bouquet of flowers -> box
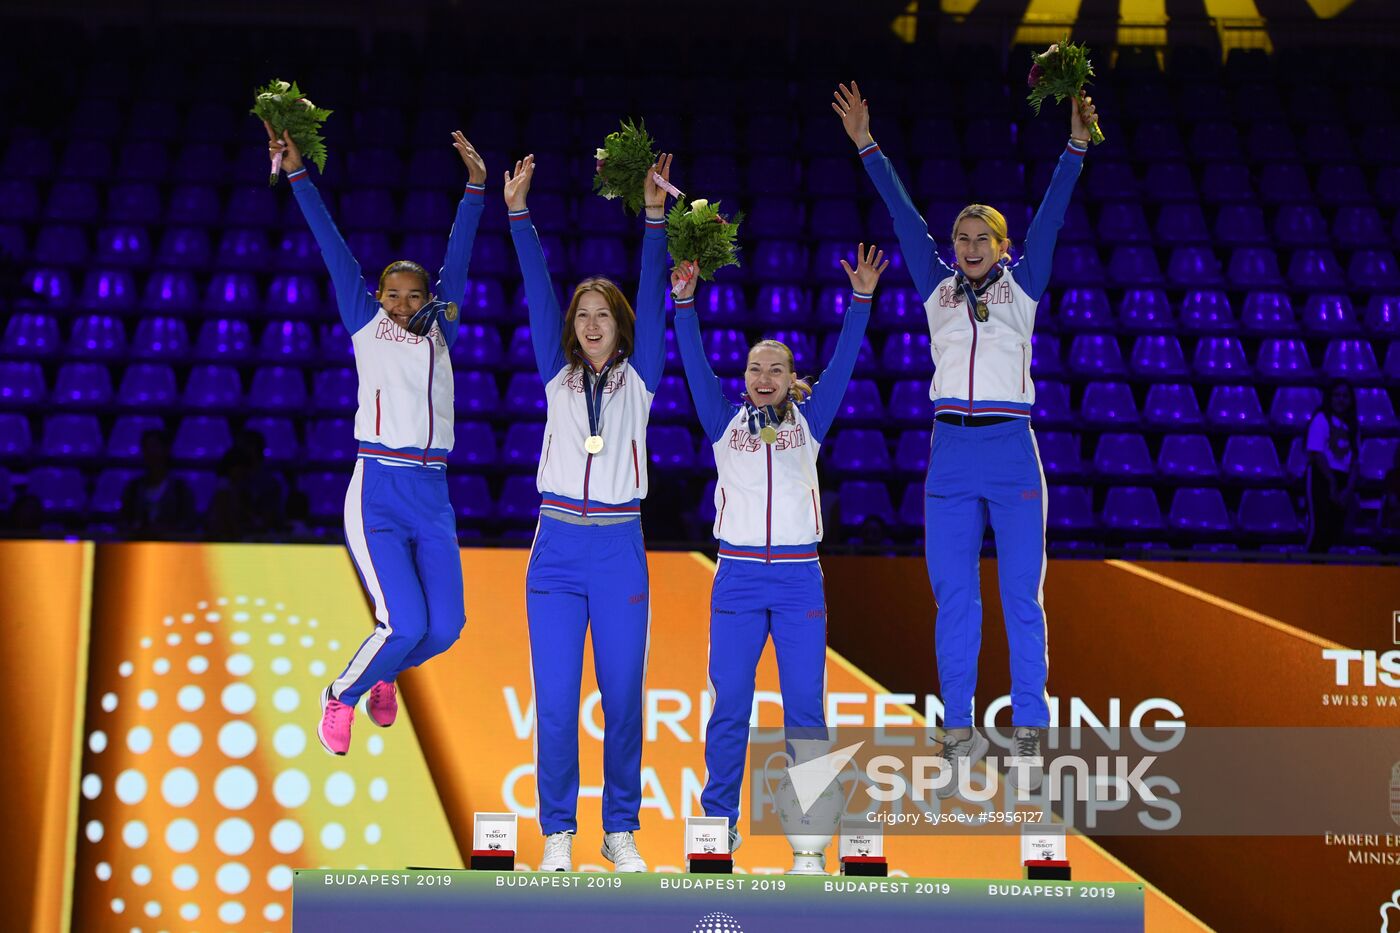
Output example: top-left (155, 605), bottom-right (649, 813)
top-left (666, 197), bottom-right (743, 287)
top-left (250, 79), bottom-right (333, 184)
top-left (1026, 40), bottom-right (1105, 145)
top-left (592, 119), bottom-right (658, 215)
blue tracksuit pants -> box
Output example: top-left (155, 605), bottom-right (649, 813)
top-left (925, 418), bottom-right (1049, 729)
top-left (701, 559), bottom-right (828, 824)
top-left (334, 458), bottom-right (466, 706)
top-left (526, 516), bottom-right (650, 836)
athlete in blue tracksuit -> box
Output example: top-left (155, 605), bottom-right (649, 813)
top-left (835, 81), bottom-right (1097, 790)
top-left (503, 153), bottom-right (674, 872)
top-left (671, 245), bottom-right (888, 841)
top-left (269, 126), bottom-right (486, 756)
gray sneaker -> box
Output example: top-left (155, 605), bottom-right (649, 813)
top-left (728, 827), bottom-right (743, 854)
top-left (1007, 727), bottom-right (1044, 793)
top-left (936, 728), bottom-right (990, 799)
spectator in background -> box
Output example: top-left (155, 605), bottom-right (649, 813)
top-left (206, 429), bottom-right (286, 540)
top-left (1379, 444), bottom-right (1400, 538)
top-left (1305, 382), bottom-right (1359, 553)
top-left (120, 430), bottom-right (195, 538)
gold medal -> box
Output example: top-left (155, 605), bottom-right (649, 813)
top-left (585, 435), bottom-right (605, 455)
top-left (975, 301), bottom-right (990, 322)
top-left (444, 301), bottom-right (459, 322)
top-left (759, 425), bottom-right (779, 445)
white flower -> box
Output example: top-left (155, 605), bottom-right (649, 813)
top-left (595, 147), bottom-right (608, 160)
top-left (273, 80), bottom-right (291, 93)
top-left (602, 191), bottom-right (619, 200)
top-left (299, 98), bottom-right (315, 109)
top-left (257, 93), bottom-right (276, 102)
top-left (688, 198), bottom-right (709, 211)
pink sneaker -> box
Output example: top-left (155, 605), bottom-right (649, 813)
top-left (367, 681), bottom-right (398, 728)
top-left (318, 686), bottom-right (354, 755)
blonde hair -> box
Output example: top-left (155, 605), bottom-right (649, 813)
top-left (562, 277), bottom-right (636, 369)
top-left (951, 204), bottom-right (1012, 258)
top-left (749, 339), bottom-right (812, 416)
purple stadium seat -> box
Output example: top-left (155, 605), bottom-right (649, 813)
top-left (1255, 338), bottom-right (1316, 380)
top-left (574, 196), bottom-right (627, 236)
top-left (1129, 335), bottom-right (1188, 377)
top-left (117, 364), bottom-right (177, 408)
top-left (1047, 485), bottom-right (1095, 530)
top-left (1386, 344), bottom-right (1400, 382)
top-left (299, 472), bottom-right (351, 520)
top-left (458, 279), bottom-right (505, 324)
top-left (339, 190), bottom-right (397, 232)
top-left (1155, 203), bottom-right (1209, 244)
top-left (258, 321), bottom-right (316, 363)
top-left (1034, 431), bottom-right (1081, 477)
top-left (450, 324), bottom-right (504, 369)
top-left (1032, 381), bottom-right (1073, 426)
top-left (447, 420), bottom-right (497, 468)
top-left (448, 475), bottom-right (493, 521)
top-left (40, 413), bottom-right (102, 458)
top-left (304, 419), bottom-right (357, 463)
top-left (753, 285), bottom-right (812, 326)
top-left (1179, 290), bottom-right (1235, 334)
top-left (52, 362), bottom-right (113, 407)
top-left (1241, 292), bottom-right (1298, 335)
top-left (0, 223), bottom-right (29, 262)
top-left (1166, 247), bottom-right (1223, 287)
top-left (1, 137), bottom-right (52, 181)
top-left (691, 283), bottom-right (746, 327)
top-left (1058, 202), bottom-right (1093, 243)
top-left (1269, 386), bottom-right (1323, 430)
top-left (691, 154), bottom-right (741, 192)
top-left (248, 366), bottom-right (308, 410)
top-left (167, 185), bottom-right (221, 226)
top-left (651, 375), bottom-right (695, 423)
top-left (1301, 294), bottom-right (1359, 335)
top-left (0, 179), bottom-right (40, 222)
top-left (1107, 246), bottom-right (1163, 286)
top-left (171, 144), bottom-right (227, 184)
top-left (0, 413), bottom-right (31, 457)
top-left (828, 430), bottom-right (892, 474)
top-left (143, 271), bottom-right (199, 314)
top-left (1237, 489), bottom-right (1301, 535)
top-left (1363, 296), bottom-right (1400, 337)
top-left (21, 267), bottom-right (74, 308)
top-left (747, 201), bottom-right (806, 240)
top-left (183, 365), bottom-right (242, 409)
top-left (809, 198), bottom-right (862, 233)
top-left (1029, 333), bottom-right (1062, 377)
top-left (1051, 245), bottom-right (1106, 286)
top-left (28, 467), bottom-right (87, 512)
top-left (890, 380), bottom-right (932, 424)
top-left (1084, 161), bottom-right (1136, 201)
top-left (244, 417), bottom-right (299, 462)
top-left (505, 325), bottom-right (535, 371)
top-left (1081, 381), bottom-right (1139, 425)
top-left (1117, 289), bottom-right (1174, 333)
top-left (1206, 385), bottom-right (1266, 427)
top-left (746, 155), bottom-right (802, 196)
top-left (648, 426), bottom-right (695, 470)
top-left (893, 430), bottom-right (931, 475)
top-left (704, 328), bottom-right (748, 374)
top-left (107, 183), bottom-right (162, 225)
top-left (969, 159), bottom-right (1026, 201)
top-left (1355, 387), bottom-right (1399, 432)
top-left (0, 362), bottom-right (47, 406)
top-left (172, 415), bottom-right (233, 462)
top-left (751, 240), bottom-right (808, 282)
top-left (1288, 249), bottom-right (1345, 290)
top-left (1359, 438), bottom-right (1400, 483)
top-left (405, 148), bottom-right (464, 191)
top-left (73, 268), bottom-right (136, 314)
top-left (130, 317), bottom-right (190, 360)
top-left (91, 469), bottom-right (140, 517)
top-left (1193, 336), bottom-right (1250, 378)
top-left (3, 312), bottom-right (61, 356)
top-left (1097, 202), bottom-right (1151, 243)
top-left (1213, 205), bottom-right (1268, 247)
top-left (214, 229), bottom-right (269, 271)
top-left (1093, 433), bottom-right (1154, 478)
top-left (1102, 487), bottom-right (1164, 531)
top-left (574, 237), bottom-right (628, 280)
top-left (1317, 164), bottom-right (1370, 205)
top-left (454, 370), bottom-right (500, 416)
top-left (1321, 339), bottom-right (1380, 381)
top-left (768, 330), bottom-right (816, 372)
top-left (309, 367), bottom-right (357, 413)
top-left (497, 475), bottom-right (541, 523)
top-left (1221, 435), bottom-right (1284, 481)
top-left (1246, 123), bottom-right (1298, 161)
top-left (1068, 334), bottom-right (1126, 377)
top-left (1057, 288), bottom-right (1113, 331)
top-left (1332, 206), bottom-right (1385, 248)
top-left (45, 181), bottom-right (99, 223)
top-left (1227, 247), bottom-right (1285, 288)
top-left (1259, 163), bottom-right (1311, 204)
top-left (203, 272), bottom-right (260, 315)
top-left (1348, 251), bottom-right (1400, 290)
top-left (155, 228), bottom-right (211, 269)
top-left (1158, 435), bottom-right (1218, 479)
top-left (1141, 163), bottom-right (1197, 203)
top-left (1143, 383), bottom-right (1205, 428)
top-left (1168, 487), bottom-right (1232, 532)
top-left (882, 332), bottom-right (935, 377)
top-left (107, 415), bottom-right (164, 461)
top-left (806, 159), bottom-right (860, 198)
top-left (837, 481), bottom-right (896, 527)
top-left (504, 372), bottom-right (546, 418)
top-left (1201, 164), bottom-right (1254, 204)
top-left (193, 319), bottom-right (253, 361)
top-left (810, 241), bottom-right (860, 283)
top-left (871, 287), bottom-right (924, 333)
top-left (35, 225), bottom-right (90, 265)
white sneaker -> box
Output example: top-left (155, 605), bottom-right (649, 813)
top-left (936, 728), bottom-right (990, 799)
top-left (539, 831), bottom-right (573, 871)
top-left (601, 831), bottom-right (648, 872)
top-left (1007, 727), bottom-right (1044, 793)
top-left (728, 827), bottom-right (743, 854)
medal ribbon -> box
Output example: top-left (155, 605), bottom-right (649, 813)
top-left (743, 399), bottom-right (783, 438)
top-left (955, 262), bottom-right (1006, 321)
top-left (580, 353), bottom-right (623, 444)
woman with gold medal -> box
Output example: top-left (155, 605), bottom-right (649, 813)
top-left (503, 151), bottom-right (675, 873)
top-left (672, 244), bottom-right (890, 859)
top-left (835, 79), bottom-right (1097, 796)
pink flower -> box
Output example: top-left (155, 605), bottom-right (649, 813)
top-left (1027, 63), bottom-right (1043, 88)
top-left (596, 159), bottom-right (605, 174)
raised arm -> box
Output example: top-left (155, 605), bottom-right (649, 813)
top-left (505, 155), bottom-right (566, 382)
top-left (802, 244), bottom-right (886, 444)
top-left (631, 153), bottom-right (674, 393)
top-left (434, 130), bottom-right (488, 347)
top-left (270, 122), bottom-right (378, 333)
top-left (1010, 95), bottom-right (1096, 304)
top-left (671, 262), bottom-right (738, 444)
top-left (834, 82), bottom-right (949, 302)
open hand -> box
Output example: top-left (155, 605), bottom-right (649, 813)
top-left (840, 243), bottom-right (889, 294)
top-left (644, 153), bottom-right (674, 214)
top-left (452, 131), bottom-right (487, 184)
top-left (832, 82), bottom-right (874, 149)
top-left (265, 120), bottom-right (303, 173)
top-left (503, 155), bottom-right (534, 211)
